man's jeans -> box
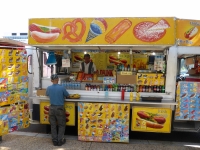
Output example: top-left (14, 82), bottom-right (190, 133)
top-left (49, 105), bottom-right (66, 142)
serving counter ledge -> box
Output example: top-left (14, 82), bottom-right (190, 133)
top-left (29, 96), bottom-right (177, 105)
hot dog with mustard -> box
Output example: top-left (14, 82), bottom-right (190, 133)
top-left (137, 111), bottom-right (166, 129)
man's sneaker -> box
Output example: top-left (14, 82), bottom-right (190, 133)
top-left (52, 140), bottom-right (58, 146)
top-left (58, 138), bottom-right (66, 146)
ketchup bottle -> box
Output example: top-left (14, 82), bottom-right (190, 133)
top-left (121, 89), bottom-right (125, 100)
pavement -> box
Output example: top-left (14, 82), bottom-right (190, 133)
top-left (0, 132), bottom-right (200, 150)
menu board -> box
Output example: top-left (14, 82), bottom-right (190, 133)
top-left (40, 101), bottom-right (75, 126)
top-left (175, 81), bottom-right (200, 121)
top-left (0, 49), bottom-right (29, 135)
top-left (136, 73), bottom-right (165, 85)
top-left (78, 102), bottom-right (130, 143)
top-left (132, 107), bottom-right (172, 133)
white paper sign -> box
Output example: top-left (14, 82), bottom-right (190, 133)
top-left (62, 59), bottom-right (70, 67)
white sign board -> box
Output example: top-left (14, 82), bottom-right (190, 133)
top-left (62, 59), bottom-right (70, 67)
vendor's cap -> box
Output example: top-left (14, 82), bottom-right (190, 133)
top-left (51, 74), bottom-right (58, 80)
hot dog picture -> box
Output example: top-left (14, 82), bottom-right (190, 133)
top-left (137, 111), bottom-right (166, 129)
top-left (29, 23), bottom-right (61, 43)
top-left (43, 105), bottom-right (70, 123)
top-left (108, 54), bottom-right (128, 66)
top-left (184, 27), bottom-right (198, 40)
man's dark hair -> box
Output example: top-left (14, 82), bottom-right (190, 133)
top-left (84, 54), bottom-right (90, 58)
top-left (51, 74), bottom-right (58, 80)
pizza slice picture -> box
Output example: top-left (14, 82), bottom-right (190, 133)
top-left (133, 19), bottom-right (170, 42)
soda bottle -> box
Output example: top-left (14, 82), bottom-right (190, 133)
top-left (139, 85), bottom-right (141, 92)
top-left (145, 86), bottom-right (149, 92)
top-left (142, 86), bottom-right (145, 92)
top-left (159, 86), bottom-right (162, 93)
top-left (153, 85), bottom-right (157, 93)
top-left (157, 86), bottom-right (160, 93)
top-left (148, 85), bottom-right (152, 93)
top-left (162, 86), bottom-right (165, 93)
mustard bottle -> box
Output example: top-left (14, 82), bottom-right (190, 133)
top-left (136, 92), bottom-right (140, 101)
top-left (130, 92), bottom-right (133, 102)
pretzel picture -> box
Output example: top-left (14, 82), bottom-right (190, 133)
top-left (62, 18), bottom-right (86, 43)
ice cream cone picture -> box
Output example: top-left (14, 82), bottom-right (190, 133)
top-left (86, 18), bottom-right (108, 42)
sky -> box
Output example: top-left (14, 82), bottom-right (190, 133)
top-left (0, 0), bottom-right (199, 33)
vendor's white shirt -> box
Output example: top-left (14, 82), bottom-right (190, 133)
top-left (79, 62), bottom-right (96, 74)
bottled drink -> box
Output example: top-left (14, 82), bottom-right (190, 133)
top-left (148, 85), bottom-right (152, 93)
top-left (157, 86), bottom-right (160, 93)
top-left (118, 84), bottom-right (121, 91)
top-left (153, 85), bottom-right (157, 93)
top-left (88, 84), bottom-right (91, 91)
top-left (145, 86), bottom-right (149, 92)
top-left (112, 84), bottom-right (116, 91)
top-left (105, 90), bottom-right (109, 98)
top-left (136, 85), bottom-right (139, 92)
top-left (162, 86), bottom-right (165, 93)
top-left (142, 86), bottom-right (145, 92)
top-left (130, 85), bottom-right (133, 92)
top-left (159, 86), bottom-right (162, 93)
top-left (85, 84), bottom-right (88, 91)
top-left (139, 85), bottom-right (143, 92)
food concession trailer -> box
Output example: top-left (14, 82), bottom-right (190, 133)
top-left (27, 17), bottom-right (200, 142)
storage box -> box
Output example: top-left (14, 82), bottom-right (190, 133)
top-left (37, 89), bottom-right (46, 96)
top-left (117, 75), bottom-right (137, 84)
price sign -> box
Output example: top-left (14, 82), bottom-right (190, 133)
top-left (62, 59), bottom-right (70, 67)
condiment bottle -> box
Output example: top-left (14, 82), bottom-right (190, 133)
top-left (130, 92), bottom-right (133, 102)
top-left (136, 92), bottom-right (140, 101)
top-left (121, 89), bottom-right (125, 101)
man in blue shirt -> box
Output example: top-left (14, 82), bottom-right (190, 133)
top-left (46, 74), bottom-right (69, 146)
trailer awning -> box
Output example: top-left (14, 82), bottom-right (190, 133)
top-left (31, 45), bottom-right (171, 51)
top-left (0, 38), bottom-right (28, 48)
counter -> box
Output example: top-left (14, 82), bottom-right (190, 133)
top-left (30, 96), bottom-right (177, 105)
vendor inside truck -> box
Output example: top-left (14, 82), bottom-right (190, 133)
top-left (80, 54), bottom-right (97, 74)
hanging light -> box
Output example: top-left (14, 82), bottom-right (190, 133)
top-left (46, 52), bottom-right (57, 65)
top-left (68, 49), bottom-right (71, 54)
top-left (152, 52), bottom-right (156, 55)
top-left (84, 51), bottom-right (87, 54)
top-left (118, 51), bottom-right (121, 55)
top-left (130, 49), bottom-right (132, 54)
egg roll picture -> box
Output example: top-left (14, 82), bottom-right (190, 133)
top-left (105, 19), bottom-right (132, 44)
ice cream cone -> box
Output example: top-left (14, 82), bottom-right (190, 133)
top-left (85, 29), bottom-right (100, 42)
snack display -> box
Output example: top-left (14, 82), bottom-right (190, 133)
top-left (78, 102), bottom-right (130, 142)
top-left (132, 107), bottom-right (171, 133)
top-left (175, 81), bottom-right (200, 121)
top-left (137, 73), bottom-right (165, 86)
top-left (40, 101), bottom-right (75, 126)
top-left (0, 49), bottom-right (29, 135)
